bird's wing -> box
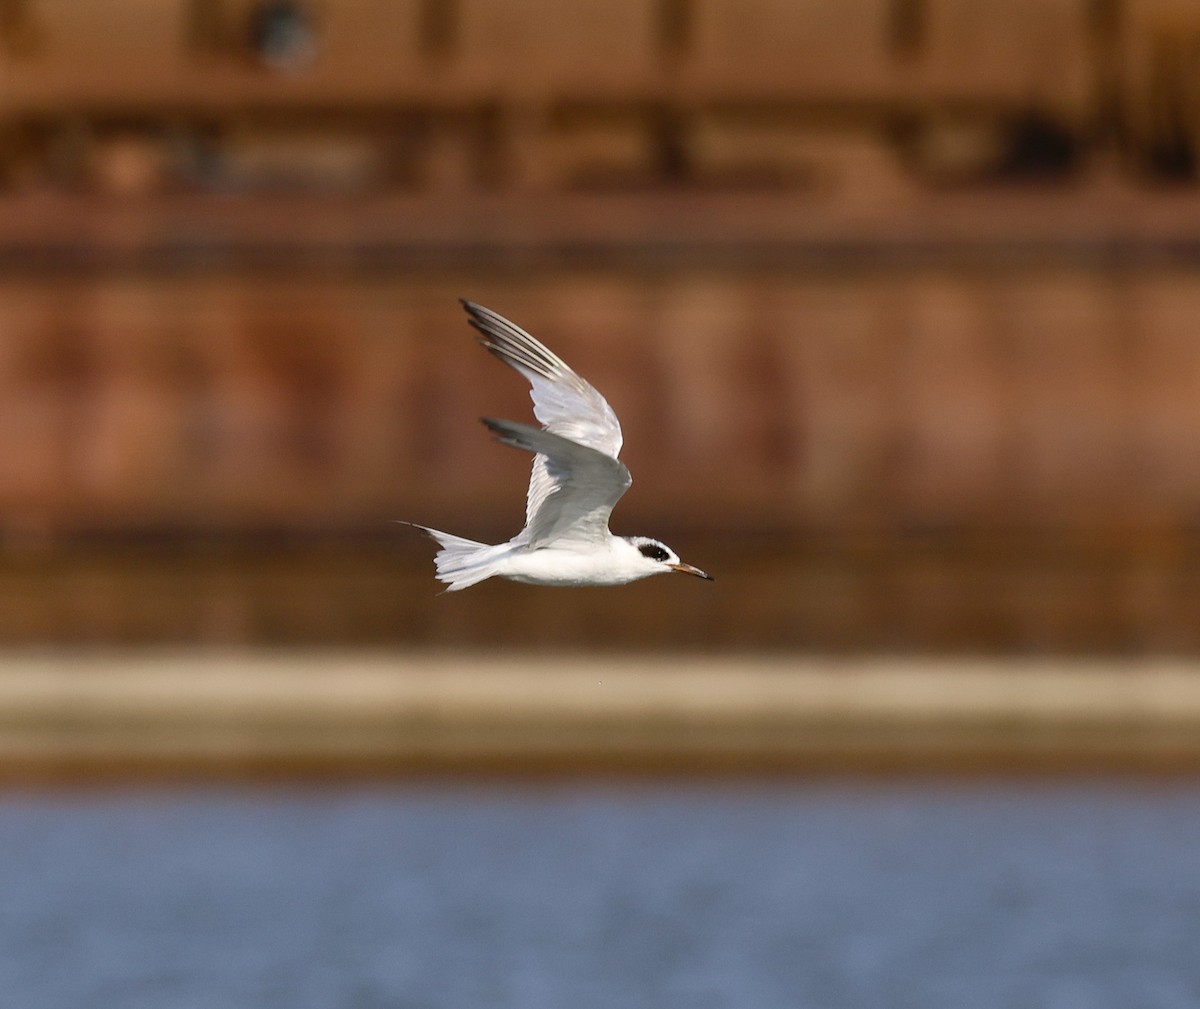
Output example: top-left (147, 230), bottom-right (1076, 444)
top-left (462, 300), bottom-right (626, 534)
top-left (481, 418), bottom-right (632, 548)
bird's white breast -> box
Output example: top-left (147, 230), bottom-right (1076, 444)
top-left (498, 543), bottom-right (655, 587)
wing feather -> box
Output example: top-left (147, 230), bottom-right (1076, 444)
top-left (462, 300), bottom-right (623, 458)
top-left (462, 300), bottom-right (626, 536)
top-left (481, 418), bottom-right (631, 547)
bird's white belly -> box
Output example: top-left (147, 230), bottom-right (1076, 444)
top-left (498, 546), bottom-right (650, 587)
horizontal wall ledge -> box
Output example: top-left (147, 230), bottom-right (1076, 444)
top-left (6, 188), bottom-right (1200, 274)
top-left (2, 653), bottom-right (1200, 779)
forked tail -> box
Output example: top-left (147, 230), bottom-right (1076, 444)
top-left (399, 522), bottom-right (509, 591)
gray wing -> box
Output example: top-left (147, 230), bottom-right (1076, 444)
top-left (462, 300), bottom-right (626, 535)
top-left (482, 418), bottom-right (631, 547)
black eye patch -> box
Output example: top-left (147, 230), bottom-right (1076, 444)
top-left (638, 544), bottom-right (670, 562)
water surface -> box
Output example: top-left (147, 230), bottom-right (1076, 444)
top-left (2, 781), bottom-right (1198, 1008)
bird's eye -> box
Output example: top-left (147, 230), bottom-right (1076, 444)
top-left (638, 544), bottom-right (670, 562)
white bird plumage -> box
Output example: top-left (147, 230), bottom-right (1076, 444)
top-left (404, 300), bottom-right (713, 591)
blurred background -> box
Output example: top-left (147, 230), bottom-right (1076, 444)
top-left (4, 2), bottom-right (1200, 1006)
top-left (4, 0), bottom-right (1200, 651)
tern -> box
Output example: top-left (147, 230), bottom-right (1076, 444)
top-left (404, 300), bottom-right (713, 591)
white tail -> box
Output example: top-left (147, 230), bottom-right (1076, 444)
top-left (401, 523), bottom-right (509, 592)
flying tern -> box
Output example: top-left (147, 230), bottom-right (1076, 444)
top-left (404, 300), bottom-right (713, 591)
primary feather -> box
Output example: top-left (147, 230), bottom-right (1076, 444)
top-left (461, 299), bottom-right (626, 537)
top-left (461, 300), bottom-right (623, 457)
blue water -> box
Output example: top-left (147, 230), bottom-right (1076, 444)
top-left (2, 781), bottom-right (1198, 1009)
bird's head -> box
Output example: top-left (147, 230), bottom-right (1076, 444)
top-left (622, 536), bottom-right (713, 581)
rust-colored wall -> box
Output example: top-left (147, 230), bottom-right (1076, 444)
top-left (1, 266), bottom-right (1199, 540)
top-left (1, 0), bottom-right (1199, 191)
top-left (4, 1), bottom-right (1200, 649)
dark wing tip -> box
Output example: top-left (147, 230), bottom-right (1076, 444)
top-left (480, 417), bottom-right (555, 457)
top-left (459, 300), bottom-right (503, 345)
top-left (460, 299), bottom-right (489, 322)
top-left (479, 417), bottom-right (530, 455)
top-left (460, 299), bottom-right (487, 330)
top-left (480, 416), bottom-right (516, 439)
